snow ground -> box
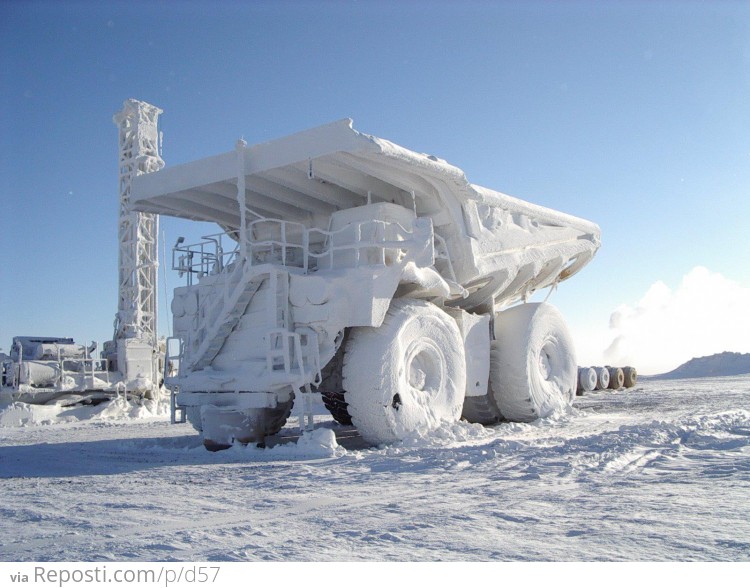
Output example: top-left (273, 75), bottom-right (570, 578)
top-left (1, 376), bottom-right (749, 562)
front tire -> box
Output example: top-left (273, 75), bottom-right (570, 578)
top-left (264, 392), bottom-right (295, 435)
top-left (490, 303), bottom-right (577, 422)
top-left (199, 392), bottom-right (295, 451)
top-left (343, 299), bottom-right (466, 445)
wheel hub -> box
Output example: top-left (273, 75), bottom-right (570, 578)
top-left (409, 364), bottom-right (427, 389)
top-left (406, 342), bottom-right (444, 395)
top-left (539, 344), bottom-right (554, 381)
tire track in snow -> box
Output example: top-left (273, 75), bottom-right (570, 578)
top-left (2, 467), bottom-right (498, 559)
top-left (4, 378), bottom-right (750, 560)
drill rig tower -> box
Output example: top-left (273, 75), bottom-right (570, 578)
top-left (1, 100), bottom-right (166, 402)
top-left (109, 99), bottom-right (164, 390)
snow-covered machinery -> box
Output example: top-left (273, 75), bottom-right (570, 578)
top-left (0, 337), bottom-right (112, 405)
top-left (130, 118), bottom-right (601, 449)
top-left (1, 100), bottom-right (164, 405)
top-left (102, 99), bottom-right (165, 396)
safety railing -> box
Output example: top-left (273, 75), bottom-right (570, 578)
top-left (248, 219), bottom-right (309, 270)
top-left (172, 232), bottom-right (240, 286)
top-left (164, 336), bottom-right (185, 424)
top-left (8, 346), bottom-right (111, 391)
top-left (172, 217), bottom-right (418, 283)
top-left (247, 217), bottom-right (416, 272)
top-left (58, 356), bottom-right (111, 389)
top-left (266, 327), bottom-right (321, 387)
top-left (433, 233), bottom-right (458, 283)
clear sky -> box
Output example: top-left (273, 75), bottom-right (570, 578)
top-left (1, 0), bottom-right (749, 374)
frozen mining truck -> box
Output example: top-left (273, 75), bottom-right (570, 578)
top-left (130, 118), bottom-right (601, 450)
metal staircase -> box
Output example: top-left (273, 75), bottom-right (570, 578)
top-left (189, 262), bottom-right (265, 371)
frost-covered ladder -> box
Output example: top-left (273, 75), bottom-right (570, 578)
top-left (264, 270), bottom-right (321, 386)
top-left (265, 269), bottom-right (293, 374)
top-left (270, 269), bottom-right (289, 329)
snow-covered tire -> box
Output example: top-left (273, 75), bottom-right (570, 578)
top-left (595, 366), bottom-right (610, 390)
top-left (622, 366), bottom-right (637, 388)
top-left (320, 389), bottom-right (351, 426)
top-left (200, 393), bottom-right (295, 451)
top-left (577, 366), bottom-right (597, 395)
top-left (343, 298), bottom-right (466, 445)
top-left (316, 337), bottom-right (352, 425)
top-left (461, 393), bottom-right (503, 426)
top-left (608, 367), bottom-right (625, 389)
top-left (490, 303), bottom-right (577, 422)
top-left (264, 393), bottom-right (295, 436)
top-left (191, 397), bottom-right (293, 437)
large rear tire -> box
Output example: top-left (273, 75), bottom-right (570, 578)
top-left (461, 393), bottom-right (503, 426)
top-left (343, 299), bottom-right (466, 445)
top-left (490, 303), bottom-right (577, 422)
top-left (316, 338), bottom-right (352, 425)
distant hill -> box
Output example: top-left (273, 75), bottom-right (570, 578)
top-left (652, 352), bottom-right (750, 380)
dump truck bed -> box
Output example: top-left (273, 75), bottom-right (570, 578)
top-left (131, 119), bottom-right (600, 308)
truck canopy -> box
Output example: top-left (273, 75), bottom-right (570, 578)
top-left (130, 118), bottom-right (596, 237)
top-left (131, 119), bottom-right (600, 305)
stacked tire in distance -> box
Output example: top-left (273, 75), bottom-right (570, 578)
top-left (576, 365), bottom-right (637, 395)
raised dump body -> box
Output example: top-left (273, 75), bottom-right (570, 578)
top-left (131, 119), bottom-right (600, 449)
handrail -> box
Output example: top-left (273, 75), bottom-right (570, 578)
top-left (59, 357), bottom-right (111, 389)
top-left (248, 217), bottom-right (414, 270)
top-left (164, 336), bottom-right (183, 381)
top-left (172, 217), bottom-right (418, 285)
top-left (433, 233), bottom-right (458, 283)
top-left (172, 231), bottom-right (240, 285)
top-left (164, 336), bottom-right (185, 423)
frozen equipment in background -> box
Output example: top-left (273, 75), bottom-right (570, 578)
top-left (2, 100), bottom-right (165, 404)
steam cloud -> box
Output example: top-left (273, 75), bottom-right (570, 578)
top-left (603, 266), bottom-right (750, 375)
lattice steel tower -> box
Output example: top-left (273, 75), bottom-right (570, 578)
top-left (112, 99), bottom-right (164, 347)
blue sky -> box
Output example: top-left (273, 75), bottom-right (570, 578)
top-left (1, 0), bottom-right (749, 373)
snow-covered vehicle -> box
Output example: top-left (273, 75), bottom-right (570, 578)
top-left (1, 337), bottom-right (102, 404)
top-left (130, 119), bottom-right (601, 449)
top-left (0, 335), bottom-right (159, 405)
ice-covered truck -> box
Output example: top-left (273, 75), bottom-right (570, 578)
top-left (130, 118), bottom-right (600, 450)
